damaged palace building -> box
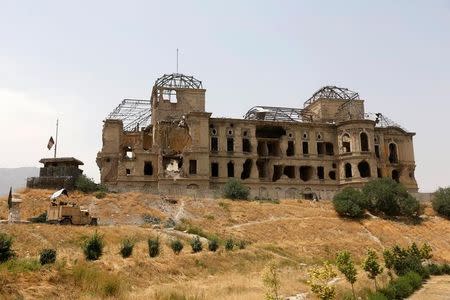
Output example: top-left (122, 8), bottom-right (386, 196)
top-left (96, 73), bottom-right (418, 199)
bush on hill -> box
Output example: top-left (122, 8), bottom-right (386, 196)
top-left (0, 232), bottom-right (15, 263)
top-left (362, 178), bottom-right (420, 217)
top-left (432, 187), bottom-right (450, 218)
top-left (39, 249), bottom-right (56, 265)
top-left (223, 179), bottom-right (249, 200)
top-left (76, 174), bottom-right (106, 194)
top-left (83, 232), bottom-right (104, 261)
top-left (332, 187), bottom-right (367, 218)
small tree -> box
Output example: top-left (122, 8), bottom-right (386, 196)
top-left (208, 237), bottom-right (219, 252)
top-left (432, 187), bottom-right (450, 218)
top-left (190, 236), bottom-right (203, 253)
top-left (148, 237), bottom-right (160, 258)
top-left (40, 249), bottom-right (56, 265)
top-left (223, 178), bottom-right (250, 200)
top-left (307, 261), bottom-right (337, 300)
top-left (0, 233), bottom-right (14, 263)
top-left (363, 249), bottom-right (383, 289)
top-left (336, 251), bottom-right (357, 299)
top-left (261, 261), bottom-right (280, 300)
top-left (225, 238), bottom-right (234, 251)
top-left (170, 239), bottom-right (183, 255)
top-left (120, 238), bottom-right (135, 258)
top-left (420, 243), bottom-right (433, 262)
top-left (83, 231), bottom-right (104, 261)
top-left (332, 188), bottom-right (366, 219)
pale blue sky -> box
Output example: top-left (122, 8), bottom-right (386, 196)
top-left (0, 0), bottom-right (449, 192)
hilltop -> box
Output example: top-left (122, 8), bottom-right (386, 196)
top-left (0, 189), bottom-right (449, 299)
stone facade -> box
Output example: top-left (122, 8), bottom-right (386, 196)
top-left (96, 74), bottom-right (418, 199)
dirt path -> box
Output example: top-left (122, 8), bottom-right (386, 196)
top-left (229, 216), bottom-right (339, 229)
top-left (408, 275), bottom-right (450, 300)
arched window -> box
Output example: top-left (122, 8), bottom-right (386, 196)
top-left (342, 134), bottom-right (351, 153)
top-left (360, 132), bottom-right (369, 152)
top-left (388, 143), bottom-right (398, 163)
top-left (345, 163), bottom-right (352, 178)
top-left (358, 160), bottom-right (371, 178)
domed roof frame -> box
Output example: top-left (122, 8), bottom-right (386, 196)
top-left (154, 73), bottom-right (203, 89)
top-left (304, 86), bottom-right (360, 107)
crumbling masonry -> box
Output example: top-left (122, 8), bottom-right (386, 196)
top-left (96, 73), bottom-right (418, 199)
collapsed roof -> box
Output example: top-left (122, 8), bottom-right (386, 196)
top-left (107, 99), bottom-right (151, 131)
top-left (243, 106), bottom-right (314, 122)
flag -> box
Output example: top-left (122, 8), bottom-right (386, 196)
top-left (47, 136), bottom-right (55, 150)
top-left (7, 187), bottom-right (12, 209)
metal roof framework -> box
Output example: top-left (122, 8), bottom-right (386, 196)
top-left (365, 112), bottom-right (406, 130)
top-left (304, 86), bottom-right (360, 107)
top-left (107, 99), bottom-right (151, 131)
top-left (154, 73), bottom-right (203, 89)
top-left (244, 106), bottom-right (314, 122)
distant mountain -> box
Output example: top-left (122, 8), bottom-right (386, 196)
top-left (0, 167), bottom-right (39, 196)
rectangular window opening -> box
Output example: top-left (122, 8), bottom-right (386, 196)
top-left (302, 141), bottom-right (309, 155)
top-left (211, 162), bottom-right (219, 177)
top-left (227, 138), bottom-right (234, 152)
top-left (189, 160), bottom-right (197, 175)
top-left (317, 166), bottom-right (324, 180)
top-left (144, 162), bottom-right (153, 176)
top-left (211, 137), bottom-right (218, 152)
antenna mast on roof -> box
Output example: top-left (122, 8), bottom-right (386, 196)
top-left (176, 48), bottom-right (179, 73)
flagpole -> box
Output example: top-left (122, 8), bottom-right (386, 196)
top-left (54, 119), bottom-right (58, 158)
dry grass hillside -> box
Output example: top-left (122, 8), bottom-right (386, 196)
top-left (0, 189), bottom-right (450, 299)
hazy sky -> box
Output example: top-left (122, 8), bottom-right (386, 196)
top-left (1, 0), bottom-right (449, 192)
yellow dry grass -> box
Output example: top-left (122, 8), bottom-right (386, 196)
top-left (0, 189), bottom-right (449, 299)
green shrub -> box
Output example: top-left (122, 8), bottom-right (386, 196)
top-left (367, 291), bottom-right (388, 300)
top-left (148, 237), bottom-right (160, 258)
top-left (225, 239), bottom-right (234, 251)
top-left (427, 263), bottom-right (443, 275)
top-left (0, 232), bottom-right (15, 263)
top-left (30, 211), bottom-right (47, 223)
top-left (392, 275), bottom-right (414, 299)
top-left (170, 239), bottom-right (183, 255)
top-left (403, 271), bottom-right (422, 290)
top-left (432, 187), bottom-right (450, 218)
top-left (190, 237), bottom-right (202, 253)
top-left (119, 238), bottom-right (135, 258)
top-left (208, 237), bottom-right (219, 252)
top-left (223, 178), bottom-right (249, 200)
top-left (75, 174), bottom-right (102, 193)
top-left (362, 178), bottom-right (420, 217)
top-left (83, 232), bottom-right (104, 261)
top-left (441, 263), bottom-right (450, 275)
top-left (332, 187), bottom-right (366, 218)
top-left (39, 249), bottom-right (56, 265)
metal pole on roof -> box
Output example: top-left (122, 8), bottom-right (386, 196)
top-left (176, 48), bottom-right (179, 73)
top-left (54, 118), bottom-right (58, 158)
